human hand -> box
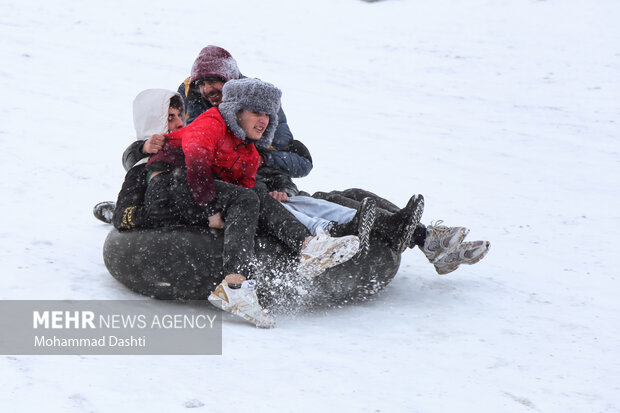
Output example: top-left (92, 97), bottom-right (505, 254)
top-left (142, 134), bottom-right (166, 154)
top-left (269, 191), bottom-right (288, 202)
top-left (208, 212), bottom-right (225, 229)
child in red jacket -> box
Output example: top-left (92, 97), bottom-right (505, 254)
top-left (145, 78), bottom-right (360, 328)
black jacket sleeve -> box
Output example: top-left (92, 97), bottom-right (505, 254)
top-left (259, 108), bottom-right (313, 178)
top-left (112, 165), bottom-right (150, 230)
top-left (286, 139), bottom-right (312, 163)
top-left (255, 166), bottom-right (300, 197)
top-left (122, 140), bottom-right (147, 172)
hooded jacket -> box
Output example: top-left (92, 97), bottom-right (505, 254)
top-left (121, 89), bottom-right (184, 171)
top-left (114, 89), bottom-right (182, 230)
top-left (133, 89), bottom-right (181, 140)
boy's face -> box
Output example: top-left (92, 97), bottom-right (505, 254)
top-left (168, 107), bottom-right (185, 132)
top-left (237, 110), bottom-right (269, 141)
top-left (197, 79), bottom-right (225, 106)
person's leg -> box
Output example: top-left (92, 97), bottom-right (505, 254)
top-left (206, 182), bottom-right (277, 328)
top-left (145, 172), bottom-right (260, 275)
top-left (281, 201), bottom-right (332, 236)
top-left (313, 190), bottom-right (366, 210)
top-left (314, 190), bottom-right (425, 253)
top-left (211, 180), bottom-right (260, 277)
top-left (374, 195), bottom-right (425, 253)
top-left (145, 171), bottom-right (273, 327)
top-left (285, 196), bottom-right (356, 225)
top-left (312, 189), bottom-right (408, 231)
top-left (313, 188), bottom-right (400, 214)
top-left (284, 195), bottom-right (375, 259)
top-left (312, 190), bottom-right (490, 273)
top-left (313, 189), bottom-right (463, 255)
top-left (253, 188), bottom-right (360, 277)
top-left (254, 189), bottom-right (311, 252)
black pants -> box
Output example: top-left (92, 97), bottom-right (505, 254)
top-left (313, 188), bottom-right (427, 247)
top-left (145, 170), bottom-right (310, 276)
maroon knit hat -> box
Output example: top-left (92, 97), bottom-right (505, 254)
top-left (189, 45), bottom-right (241, 84)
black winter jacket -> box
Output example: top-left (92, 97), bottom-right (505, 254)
top-left (112, 164), bottom-right (150, 230)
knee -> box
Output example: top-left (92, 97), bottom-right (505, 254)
top-left (312, 191), bottom-right (328, 200)
top-left (341, 188), bottom-right (364, 198)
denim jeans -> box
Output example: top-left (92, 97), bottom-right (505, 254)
top-left (282, 195), bottom-right (356, 236)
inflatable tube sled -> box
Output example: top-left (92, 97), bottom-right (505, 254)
top-left (103, 226), bottom-right (401, 308)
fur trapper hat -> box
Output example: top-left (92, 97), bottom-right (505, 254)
top-left (218, 78), bottom-right (282, 148)
top-left (190, 45), bottom-right (241, 85)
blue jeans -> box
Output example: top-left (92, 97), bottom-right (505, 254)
top-left (282, 196), bottom-right (356, 236)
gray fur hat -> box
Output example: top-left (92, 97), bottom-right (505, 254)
top-left (218, 78), bottom-right (282, 148)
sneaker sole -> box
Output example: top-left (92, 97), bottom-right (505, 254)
top-left (397, 195), bottom-right (425, 253)
top-left (208, 290), bottom-right (275, 328)
top-left (432, 227), bottom-right (470, 262)
top-left (463, 241), bottom-right (490, 266)
top-left (353, 198), bottom-right (376, 261)
top-left (298, 236), bottom-right (360, 278)
top-left (434, 241), bottom-right (490, 275)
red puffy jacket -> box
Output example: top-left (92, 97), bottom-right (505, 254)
top-left (148, 107), bottom-right (259, 205)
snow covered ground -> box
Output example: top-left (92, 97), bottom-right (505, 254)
top-left (1, 0), bottom-right (619, 411)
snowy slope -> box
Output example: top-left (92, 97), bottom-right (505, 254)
top-left (1, 0), bottom-right (619, 411)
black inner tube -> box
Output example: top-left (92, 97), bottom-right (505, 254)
top-left (103, 227), bottom-right (401, 308)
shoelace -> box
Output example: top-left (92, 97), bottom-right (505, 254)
top-left (429, 219), bottom-right (449, 232)
top-left (427, 220), bottom-right (455, 245)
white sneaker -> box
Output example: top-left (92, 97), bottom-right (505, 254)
top-left (421, 220), bottom-right (469, 262)
top-left (297, 228), bottom-right (360, 278)
top-left (208, 280), bottom-right (275, 328)
top-left (433, 240), bottom-right (490, 275)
